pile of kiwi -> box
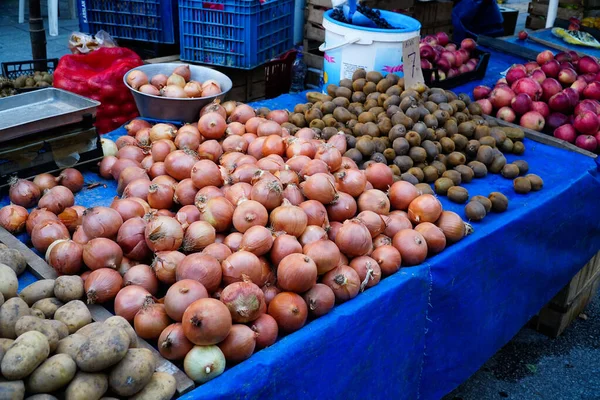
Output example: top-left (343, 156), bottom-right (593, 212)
top-left (282, 69), bottom-right (545, 222)
top-left (12, 71), bottom-right (53, 89)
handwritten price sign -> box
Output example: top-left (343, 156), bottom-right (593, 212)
top-left (402, 36), bottom-right (425, 89)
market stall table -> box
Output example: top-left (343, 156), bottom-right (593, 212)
top-left (4, 46), bottom-right (600, 398)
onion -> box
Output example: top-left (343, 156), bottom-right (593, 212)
top-left (125, 119), bottom-right (152, 136)
top-left (82, 206), bottom-right (123, 239)
top-left (99, 157), bottom-right (117, 179)
top-left (299, 200), bottom-right (329, 227)
top-left (56, 168), bottom-right (84, 193)
top-left (182, 298), bottom-right (232, 345)
top-left (274, 169), bottom-right (299, 187)
top-left (117, 135), bottom-right (138, 149)
top-left (303, 173), bottom-right (337, 204)
top-left (31, 220), bottom-right (69, 253)
top-left (26, 208), bottom-right (58, 235)
top-left (173, 65), bottom-right (191, 81)
top-left (123, 179), bottom-right (151, 201)
top-left (408, 194), bottom-right (442, 224)
top-left (150, 74), bottom-right (168, 89)
top-left (267, 292), bottom-right (307, 333)
top-left (303, 240), bottom-right (340, 275)
top-left (222, 135), bottom-right (248, 153)
top-left (231, 164), bottom-right (260, 184)
top-left (218, 324), bottom-right (256, 364)
top-left (357, 210), bottom-right (386, 238)
top-left (240, 225), bottom-right (273, 256)
top-left (183, 345), bottom-right (226, 384)
top-left (190, 160), bottom-right (223, 190)
top-left (84, 268), bottom-right (123, 304)
top-left (197, 140), bottom-right (223, 161)
top-left (116, 217), bottom-right (151, 261)
top-left (127, 70), bottom-right (149, 90)
top-left (83, 237), bottom-right (123, 270)
top-left (373, 234), bottom-right (391, 248)
top-left (202, 243), bottom-right (232, 264)
top-left (141, 84), bottom-right (160, 96)
top-left (296, 127), bottom-right (318, 139)
top-left (258, 256), bottom-right (275, 287)
top-left (111, 159), bottom-right (141, 181)
top-left (134, 299), bottom-right (171, 340)
top-left (257, 155), bottom-right (285, 173)
top-left (372, 245), bottom-right (402, 276)
top-left (392, 229), bottom-right (428, 266)
top-left (349, 256), bottom-right (381, 291)
top-left (116, 167), bottom-right (149, 196)
top-left (176, 205), bottom-right (201, 229)
top-left (389, 181), bottom-right (419, 211)
top-left (270, 234), bottom-right (302, 267)
top-left (250, 314), bottom-right (278, 349)
top-left (222, 251), bottom-right (262, 286)
top-left (118, 257), bottom-right (137, 277)
top-left (365, 163), bottom-right (393, 191)
top-left (303, 283), bottom-right (335, 317)
top-left (173, 179), bottom-right (198, 207)
top-left (145, 216), bottom-right (183, 252)
top-left (135, 128), bottom-right (151, 147)
top-left (110, 198), bottom-right (145, 222)
top-left (261, 135), bottom-right (285, 157)
top-left (300, 159), bottom-right (329, 177)
top-left (232, 199), bottom-right (268, 233)
top-left (266, 109), bottom-right (288, 124)
top-left (224, 183), bottom-right (252, 206)
top-left (159, 323), bottom-right (194, 361)
top-left (277, 253), bottom-right (317, 293)
top-left (269, 199), bottom-right (308, 237)
top-left (315, 145), bottom-right (342, 171)
top-left (327, 221), bottom-right (342, 242)
top-left (165, 279), bottom-right (209, 321)
top-left (37, 186), bottom-right (74, 215)
top-left (435, 211), bottom-right (473, 244)
top-left (201, 101), bottom-right (227, 119)
top-left (0, 204), bottom-right (28, 234)
top-left (147, 183), bottom-right (174, 210)
top-left (282, 184), bottom-right (304, 205)
top-left (147, 162), bottom-right (165, 179)
top-left (414, 222), bottom-right (447, 254)
top-left (198, 113), bottom-right (227, 140)
top-left (358, 189), bottom-right (390, 215)
top-left (182, 221), bottom-right (216, 252)
top-left (326, 192), bottom-right (357, 222)
top-left (262, 285), bottom-right (281, 306)
top-left (322, 265), bottom-right (360, 303)
top-left (298, 225), bottom-right (327, 247)
top-left (167, 73), bottom-right (186, 88)
top-left (335, 219), bottom-right (372, 257)
top-left (175, 131), bottom-right (201, 151)
top-left (199, 197), bottom-right (234, 233)
top-left (124, 264), bottom-right (158, 295)
top-left (220, 279), bottom-right (266, 323)
top-left (334, 169), bottom-right (367, 198)
top-left (224, 232), bottom-right (243, 252)
top-left (72, 225), bottom-right (90, 244)
top-left (194, 186), bottom-right (223, 206)
top-left (153, 250), bottom-right (185, 285)
top-left (184, 81), bottom-right (203, 98)
top-left (33, 173), bottom-right (57, 191)
top-left (176, 254), bottom-right (222, 293)
top-left (201, 80), bottom-right (222, 97)
top-left (286, 155), bottom-right (311, 173)
top-left (114, 285), bottom-right (152, 321)
top-left (164, 149), bottom-right (198, 181)
top-left (55, 206), bottom-right (79, 234)
top-left (45, 239), bottom-right (83, 275)
top-left (250, 178), bottom-right (283, 211)
top-left (229, 104), bottom-right (256, 124)
top-left (226, 121), bottom-right (246, 136)
top-left (383, 213), bottom-right (412, 237)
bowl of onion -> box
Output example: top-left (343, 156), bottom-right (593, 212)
top-left (124, 63), bottom-right (233, 122)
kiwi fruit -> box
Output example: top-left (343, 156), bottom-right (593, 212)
top-left (393, 137), bottom-right (410, 155)
top-left (345, 148), bottom-right (363, 164)
top-left (428, 92), bottom-right (449, 104)
top-left (444, 119), bottom-right (458, 135)
top-left (320, 101), bottom-right (336, 115)
top-left (405, 131), bottom-right (421, 147)
top-left (478, 136), bottom-right (496, 148)
top-left (454, 165), bottom-right (474, 183)
top-left (352, 122), bottom-right (364, 136)
top-left (356, 137), bottom-right (375, 156)
top-left (440, 137), bottom-right (455, 153)
top-left (405, 106), bottom-right (421, 123)
top-left (433, 110), bottom-right (450, 126)
top-left (424, 101), bottom-right (438, 114)
top-left (423, 166), bottom-right (439, 183)
top-left (471, 195), bottom-right (492, 213)
top-left (458, 121), bottom-right (476, 138)
top-left (290, 113), bottom-right (307, 127)
top-left (322, 115), bottom-right (338, 127)
top-left (332, 97), bottom-right (351, 108)
top-left (512, 160), bottom-right (529, 175)
top-left (447, 186), bottom-right (469, 204)
top-left (431, 160), bottom-right (447, 176)
top-left (353, 78), bottom-right (367, 92)
top-left (370, 152), bottom-right (386, 164)
top-left (401, 173), bottom-right (419, 185)
top-left (390, 165), bottom-right (401, 176)
top-left (364, 98), bottom-right (378, 110)
top-left (488, 192), bottom-right (509, 212)
top-left (361, 122), bottom-right (380, 137)
top-left (409, 147), bottom-right (427, 163)
top-left (512, 141), bottom-right (525, 155)
top-left (473, 124), bottom-right (490, 140)
top-left (422, 140), bottom-right (439, 160)
top-left (424, 114), bottom-right (439, 129)
top-left (384, 95), bottom-right (401, 109)
top-left (490, 127), bottom-right (507, 144)
top-left (363, 82), bottom-right (377, 95)
top-left (321, 127), bottom-right (337, 140)
top-left (294, 104), bottom-right (309, 113)
top-left (489, 155), bottom-right (507, 174)
top-left (366, 71), bottom-right (383, 84)
top-left (451, 134), bottom-right (468, 151)
top-left (501, 164), bottom-right (520, 179)
top-left (326, 85), bottom-right (338, 97)
top-left (413, 183), bottom-right (432, 195)
top-left (358, 112), bottom-right (376, 124)
top-left (442, 170), bottom-right (462, 186)
top-left (305, 108), bottom-right (323, 123)
top-left (378, 119), bottom-right (392, 135)
top-left (373, 138), bottom-right (387, 153)
top-left (468, 161), bottom-right (488, 178)
top-left (465, 140), bottom-right (480, 159)
top-left (352, 69), bottom-right (367, 81)
top-left (407, 167), bottom-right (425, 182)
top-left (467, 102), bottom-right (483, 115)
top-left (476, 145), bottom-right (495, 165)
top-left (333, 107), bottom-right (354, 123)
top-left (447, 152), bottom-right (467, 168)
top-left (345, 134), bottom-right (356, 148)
top-left (310, 119), bottom-right (325, 130)
top-left (391, 112), bottom-right (414, 129)
top-left (386, 85), bottom-right (402, 97)
top-left (434, 177), bottom-right (454, 195)
top-left (376, 79), bottom-right (393, 93)
top-left (435, 128), bottom-right (448, 141)
top-left (370, 107), bottom-right (385, 117)
top-left (526, 174), bottom-right (543, 191)
top-left (513, 177), bottom-right (531, 194)
top-left (499, 138), bottom-right (514, 153)
top-left (394, 155), bottom-right (414, 172)
top-left (465, 201), bottom-right (486, 221)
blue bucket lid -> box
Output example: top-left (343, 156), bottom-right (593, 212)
top-left (323, 9), bottom-right (421, 33)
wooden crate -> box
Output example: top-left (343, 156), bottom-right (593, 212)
top-left (305, 22), bottom-right (326, 42)
top-left (306, 4), bottom-right (327, 25)
top-left (307, 0), bottom-right (332, 7)
top-left (533, 251), bottom-right (600, 337)
top-left (0, 226), bottom-right (196, 396)
top-left (412, 1), bottom-right (453, 27)
top-left (304, 39), bottom-right (325, 71)
top-left (526, 14), bottom-right (547, 30)
top-left (306, 67), bottom-right (324, 89)
top-left (529, 2), bottom-right (584, 21)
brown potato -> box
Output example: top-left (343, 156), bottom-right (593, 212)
top-left (14, 316), bottom-right (59, 352)
top-left (0, 297), bottom-right (30, 339)
top-left (130, 372), bottom-right (177, 400)
top-left (65, 372), bottom-right (108, 400)
top-left (19, 280), bottom-right (55, 306)
top-left (75, 326), bottom-right (130, 372)
top-left (1, 331), bottom-right (49, 380)
top-left (54, 276), bottom-right (84, 302)
top-left (109, 348), bottom-right (156, 396)
top-left (56, 334), bottom-right (87, 360)
top-left (0, 379), bottom-right (25, 400)
top-left (54, 300), bottom-right (92, 334)
top-left (26, 354), bottom-right (77, 393)
top-left (104, 316), bottom-right (138, 348)
top-left (31, 298), bottom-right (63, 319)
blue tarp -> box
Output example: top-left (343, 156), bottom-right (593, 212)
top-left (6, 47), bottom-right (600, 399)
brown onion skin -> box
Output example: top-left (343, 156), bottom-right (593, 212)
top-left (153, 250), bottom-right (185, 285)
top-left (114, 285), bottom-right (152, 321)
top-left (303, 240), bottom-right (341, 275)
top-left (334, 169), bottom-right (367, 198)
top-left (224, 232), bottom-right (243, 252)
top-left (33, 173), bottom-right (57, 192)
top-left (373, 234), bottom-right (392, 248)
top-left (124, 264), bottom-right (159, 295)
top-left (220, 280), bottom-right (266, 323)
top-left (165, 279), bottom-right (209, 321)
top-left (99, 156), bottom-right (118, 180)
top-left (83, 237), bottom-right (124, 270)
top-left (134, 301), bottom-right (171, 340)
top-left (240, 225), bottom-right (273, 257)
top-left (0, 204), bottom-right (28, 234)
top-left (335, 219), bottom-right (372, 258)
top-left (435, 211), bottom-right (470, 244)
top-left (182, 298), bottom-right (232, 345)
top-left (232, 200), bottom-right (269, 233)
top-left (270, 234), bottom-right (302, 267)
top-left (199, 197), bottom-right (234, 233)
top-left (85, 268), bottom-right (123, 304)
top-left (222, 251), bottom-right (262, 286)
top-left (177, 254), bottom-right (222, 293)
top-left (298, 225), bottom-right (327, 247)
top-left (303, 173), bottom-right (337, 204)
top-left (224, 182), bottom-right (253, 206)
top-left (123, 178), bottom-right (151, 201)
top-left (357, 210), bottom-right (386, 238)
top-left (117, 217), bottom-right (151, 261)
top-left (282, 184), bottom-right (305, 205)
top-left (218, 324), bottom-right (256, 364)
top-left (9, 178), bottom-right (41, 208)
top-left (371, 245), bottom-right (402, 276)
top-left (414, 222), bottom-right (447, 254)
top-left (38, 185), bottom-right (75, 215)
top-left (191, 160), bottom-right (224, 189)
top-left (56, 168), bottom-right (84, 193)
top-left (326, 192), bottom-right (357, 222)
top-left (145, 216), bottom-right (184, 252)
top-left (327, 221), bottom-right (342, 242)
top-left (349, 256), bottom-right (382, 290)
top-left (27, 208), bottom-right (59, 236)
top-left (174, 179), bottom-right (198, 207)
top-left (262, 285), bottom-right (281, 306)
top-left (383, 213), bottom-right (413, 238)
top-left (57, 207), bottom-right (81, 233)
top-left (303, 283), bottom-right (335, 317)
top-left (392, 229), bottom-right (428, 266)
top-left (46, 239), bottom-right (83, 275)
top-left (269, 200), bottom-right (308, 237)
top-left (177, 205), bottom-right (201, 229)
top-left (202, 243), bottom-right (232, 264)
top-left (164, 150), bottom-right (198, 181)
top-left (82, 206), bottom-right (123, 240)
top-left (408, 194), bottom-right (443, 224)
top-left (389, 181), bottom-right (419, 211)
top-left (299, 200), bottom-right (329, 227)
top-left (250, 313), bottom-right (278, 349)
top-left (159, 323), bottom-right (194, 361)
top-left (365, 163), bottom-right (393, 191)
top-left (31, 220), bottom-right (70, 253)
top-left (110, 198), bottom-right (146, 221)
top-left (267, 292), bottom-right (308, 333)
top-left (322, 265), bottom-right (361, 303)
top-left (182, 221), bottom-right (216, 253)
top-left (277, 254), bottom-right (318, 293)
top-left (250, 178), bottom-right (283, 211)
top-left (357, 189), bottom-right (390, 215)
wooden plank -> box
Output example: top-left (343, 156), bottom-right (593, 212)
top-left (305, 51), bottom-right (324, 70)
top-left (306, 5), bottom-right (326, 25)
top-left (307, 0), bottom-right (332, 7)
top-left (549, 251), bottom-right (600, 311)
top-left (305, 22), bottom-right (325, 42)
top-left (484, 115), bottom-right (598, 159)
top-left (0, 227), bottom-right (57, 280)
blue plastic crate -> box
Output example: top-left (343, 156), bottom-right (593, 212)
top-left (78, 0), bottom-right (176, 43)
top-left (179, 0), bottom-right (294, 69)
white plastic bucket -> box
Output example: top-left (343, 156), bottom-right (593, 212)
top-left (319, 10), bottom-right (421, 92)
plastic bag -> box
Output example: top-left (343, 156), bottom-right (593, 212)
top-left (68, 30), bottom-right (117, 54)
top-left (54, 47), bottom-right (143, 134)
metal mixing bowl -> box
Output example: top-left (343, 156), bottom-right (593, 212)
top-left (124, 63), bottom-right (233, 122)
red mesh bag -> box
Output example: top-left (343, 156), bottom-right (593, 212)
top-left (53, 47), bottom-right (143, 134)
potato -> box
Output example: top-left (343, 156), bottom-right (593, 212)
top-left (56, 334), bottom-right (87, 360)
top-left (0, 264), bottom-right (18, 299)
top-left (0, 248), bottom-right (27, 276)
top-left (130, 372), bottom-right (177, 400)
top-left (0, 379), bottom-right (25, 400)
top-left (14, 316), bottom-right (59, 352)
top-left (26, 353), bottom-right (77, 393)
top-left (32, 297), bottom-right (63, 319)
top-left (0, 291), bottom-right (4, 308)
top-left (76, 326), bottom-right (130, 372)
top-left (0, 338), bottom-right (14, 353)
top-left (19, 280), bottom-right (55, 306)
top-left (54, 300), bottom-right (92, 334)
top-left (65, 372), bottom-right (108, 400)
top-left (75, 321), bottom-right (103, 336)
top-left (47, 319), bottom-right (69, 339)
top-left (108, 348), bottom-right (156, 396)
top-left (0, 297), bottom-right (30, 338)
top-left (1, 331), bottom-right (49, 380)
top-left (26, 395), bottom-right (58, 400)
top-left (54, 276), bottom-right (84, 302)
top-left (105, 316), bottom-right (138, 348)
top-left (29, 308), bottom-right (45, 319)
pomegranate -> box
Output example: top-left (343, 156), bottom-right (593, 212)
top-left (573, 111), bottom-right (600, 135)
top-left (575, 135), bottom-right (598, 151)
top-left (553, 124), bottom-right (577, 143)
top-left (510, 93), bottom-right (532, 115)
top-left (520, 111), bottom-right (545, 131)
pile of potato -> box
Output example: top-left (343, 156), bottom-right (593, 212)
top-left (0, 245), bottom-right (177, 400)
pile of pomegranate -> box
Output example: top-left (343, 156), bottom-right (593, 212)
top-left (420, 33), bottom-right (481, 81)
top-left (473, 50), bottom-right (600, 152)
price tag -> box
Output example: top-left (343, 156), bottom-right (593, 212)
top-left (402, 36), bottom-right (425, 89)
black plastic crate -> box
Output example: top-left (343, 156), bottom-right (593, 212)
top-left (1, 59), bottom-right (59, 80)
top-left (423, 48), bottom-right (490, 89)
